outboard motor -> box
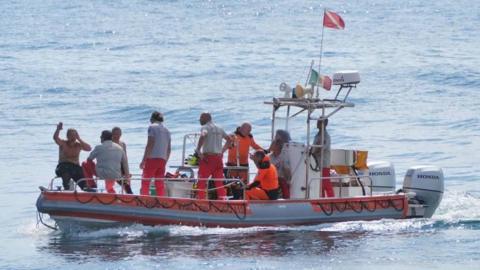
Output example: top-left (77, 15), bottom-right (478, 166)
top-left (403, 166), bottom-right (444, 218)
top-left (368, 161), bottom-right (396, 193)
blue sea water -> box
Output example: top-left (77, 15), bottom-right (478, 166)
top-left (0, 0), bottom-right (479, 269)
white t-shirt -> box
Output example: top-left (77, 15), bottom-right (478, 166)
top-left (313, 130), bottom-right (331, 167)
top-left (88, 141), bottom-right (128, 179)
top-left (148, 122), bottom-right (171, 160)
top-left (269, 148), bottom-right (291, 182)
top-left (200, 121), bottom-right (227, 154)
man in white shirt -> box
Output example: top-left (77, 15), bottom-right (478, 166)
top-left (312, 118), bottom-right (334, 197)
top-left (195, 112), bottom-right (231, 200)
top-left (88, 130), bottom-right (130, 193)
top-left (140, 111), bottom-right (171, 196)
top-left (112, 126), bottom-right (132, 194)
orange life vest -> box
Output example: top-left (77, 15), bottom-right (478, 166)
top-left (227, 129), bottom-right (262, 165)
top-left (253, 156), bottom-right (279, 191)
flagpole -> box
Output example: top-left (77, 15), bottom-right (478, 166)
top-left (305, 60), bottom-right (314, 87)
top-left (317, 8), bottom-right (326, 99)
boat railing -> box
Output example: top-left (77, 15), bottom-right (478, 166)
top-left (48, 176), bottom-right (247, 199)
top-left (47, 174), bottom-right (373, 199)
top-left (308, 174), bottom-right (373, 197)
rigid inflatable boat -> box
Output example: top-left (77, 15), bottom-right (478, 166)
top-left (36, 71), bottom-right (444, 230)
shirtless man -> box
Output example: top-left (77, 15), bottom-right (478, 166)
top-left (53, 122), bottom-right (91, 190)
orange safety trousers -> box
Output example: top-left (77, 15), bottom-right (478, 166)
top-left (81, 160), bottom-right (98, 188)
top-left (105, 179), bottom-right (116, 194)
top-left (246, 187), bottom-right (270, 200)
top-left (82, 160), bottom-right (116, 193)
top-left (197, 155), bottom-right (227, 200)
top-left (322, 168), bottom-right (334, 197)
top-left (141, 158), bottom-right (166, 196)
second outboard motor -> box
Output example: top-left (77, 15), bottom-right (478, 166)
top-left (368, 161), bottom-right (396, 193)
top-left (403, 166), bottom-right (444, 218)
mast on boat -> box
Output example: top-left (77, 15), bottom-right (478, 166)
top-left (266, 70), bottom-right (360, 199)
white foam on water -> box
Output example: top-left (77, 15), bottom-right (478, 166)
top-left (434, 189), bottom-right (480, 222)
top-left (17, 219), bottom-right (53, 237)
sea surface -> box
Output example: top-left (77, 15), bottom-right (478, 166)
top-left (0, 0), bottom-right (479, 269)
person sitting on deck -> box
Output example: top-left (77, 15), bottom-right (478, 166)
top-left (53, 122), bottom-right (92, 191)
top-left (87, 130), bottom-right (130, 194)
top-left (245, 150), bottom-right (279, 200)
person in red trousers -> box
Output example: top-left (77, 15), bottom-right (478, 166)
top-left (139, 111), bottom-right (171, 196)
top-left (312, 118), bottom-right (334, 197)
top-left (195, 112), bottom-right (232, 200)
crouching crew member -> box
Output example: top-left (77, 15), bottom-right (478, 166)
top-left (246, 150), bottom-right (279, 200)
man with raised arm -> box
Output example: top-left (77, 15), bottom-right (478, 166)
top-left (140, 111), bottom-right (171, 196)
top-left (53, 122), bottom-right (92, 190)
top-left (195, 112), bottom-right (232, 200)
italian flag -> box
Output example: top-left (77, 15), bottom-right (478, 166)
top-left (309, 69), bottom-right (332, 91)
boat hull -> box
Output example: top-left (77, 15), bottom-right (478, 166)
top-left (36, 191), bottom-right (409, 229)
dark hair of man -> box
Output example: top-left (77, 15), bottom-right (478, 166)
top-left (318, 118), bottom-right (328, 126)
top-left (101, 130), bottom-right (113, 141)
top-left (112, 126), bottom-right (121, 133)
top-left (254, 150), bottom-right (270, 169)
top-left (151, 111), bottom-right (164, 122)
top-left (66, 128), bottom-right (76, 135)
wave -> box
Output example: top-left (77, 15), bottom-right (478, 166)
top-left (448, 118), bottom-right (479, 131)
top-left (101, 105), bottom-right (162, 122)
top-left (415, 69), bottom-right (480, 89)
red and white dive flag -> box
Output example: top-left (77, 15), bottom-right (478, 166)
top-left (323, 10), bottom-right (345, 30)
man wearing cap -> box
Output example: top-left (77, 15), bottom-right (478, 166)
top-left (195, 112), bottom-right (232, 200)
top-left (140, 111), bottom-right (171, 196)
